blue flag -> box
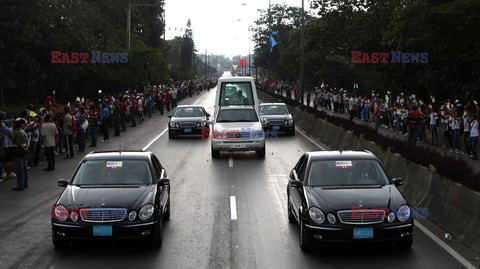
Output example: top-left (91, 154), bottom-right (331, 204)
top-left (269, 31), bottom-right (278, 53)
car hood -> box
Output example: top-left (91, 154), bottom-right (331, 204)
top-left (214, 121), bottom-right (262, 132)
top-left (57, 185), bottom-right (156, 209)
top-left (305, 185), bottom-right (406, 212)
top-left (171, 116), bottom-right (206, 122)
top-left (260, 114), bottom-right (290, 120)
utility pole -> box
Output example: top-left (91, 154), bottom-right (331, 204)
top-left (127, 0), bottom-right (132, 53)
top-left (299, 0), bottom-right (305, 105)
top-left (205, 49), bottom-right (207, 79)
top-left (268, 0), bottom-right (272, 78)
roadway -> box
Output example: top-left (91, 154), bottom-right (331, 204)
top-left (0, 89), bottom-right (469, 269)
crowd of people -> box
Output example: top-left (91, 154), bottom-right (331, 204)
top-left (0, 79), bottom-right (216, 190)
top-left (261, 80), bottom-right (479, 161)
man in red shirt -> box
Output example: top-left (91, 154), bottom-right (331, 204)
top-left (119, 98), bottom-right (128, 131)
top-left (407, 104), bottom-right (423, 145)
top-left (130, 97), bottom-right (137, 127)
top-left (87, 103), bottom-right (99, 147)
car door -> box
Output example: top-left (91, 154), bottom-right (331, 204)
top-left (151, 155), bottom-right (168, 213)
top-left (289, 154), bottom-right (308, 219)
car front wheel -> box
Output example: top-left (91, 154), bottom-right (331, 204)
top-left (52, 232), bottom-right (69, 249)
top-left (299, 216), bottom-right (311, 251)
top-left (256, 145), bottom-right (266, 158)
top-left (211, 146), bottom-right (220, 159)
top-left (287, 196), bottom-right (296, 223)
top-left (151, 217), bottom-right (163, 248)
top-left (396, 237), bottom-right (413, 250)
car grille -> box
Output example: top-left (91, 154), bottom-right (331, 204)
top-left (79, 208), bottom-right (127, 223)
top-left (179, 122), bottom-right (196, 128)
top-left (337, 209), bottom-right (385, 225)
top-left (268, 120), bottom-right (284, 125)
top-left (226, 132), bottom-right (252, 139)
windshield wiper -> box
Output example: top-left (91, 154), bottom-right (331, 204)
top-left (235, 119), bottom-right (256, 122)
top-left (217, 120), bottom-right (235, 123)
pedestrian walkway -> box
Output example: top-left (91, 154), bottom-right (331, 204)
top-left (278, 90), bottom-right (480, 175)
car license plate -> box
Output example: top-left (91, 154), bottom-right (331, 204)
top-left (272, 125), bottom-right (280, 130)
top-left (184, 128), bottom-right (192, 133)
top-left (232, 144), bottom-right (246, 149)
top-left (353, 228), bottom-right (373, 239)
top-left (93, 226), bottom-right (112, 236)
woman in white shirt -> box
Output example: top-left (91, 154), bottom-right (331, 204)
top-left (469, 114), bottom-right (478, 160)
top-left (463, 112), bottom-right (471, 155)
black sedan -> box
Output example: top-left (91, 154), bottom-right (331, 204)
top-left (51, 150), bottom-right (170, 248)
top-left (287, 150), bottom-right (413, 250)
top-left (168, 105), bottom-right (210, 139)
top-left (259, 103), bottom-right (295, 136)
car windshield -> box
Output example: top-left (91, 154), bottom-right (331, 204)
top-left (71, 160), bottom-right (153, 185)
top-left (173, 107), bottom-right (204, 117)
top-left (219, 82), bottom-right (254, 106)
top-left (307, 160), bottom-right (390, 186)
top-left (216, 108), bottom-right (258, 123)
top-left (260, 105), bottom-right (289, 115)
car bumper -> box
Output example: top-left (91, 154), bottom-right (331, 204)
top-left (304, 222), bottom-right (414, 243)
top-left (52, 221), bottom-right (157, 241)
top-left (263, 124), bottom-right (294, 133)
top-left (169, 127), bottom-right (206, 135)
top-left (211, 139), bottom-right (265, 151)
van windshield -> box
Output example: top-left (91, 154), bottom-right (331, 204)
top-left (219, 82), bottom-right (254, 106)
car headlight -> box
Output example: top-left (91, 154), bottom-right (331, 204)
top-left (175, 123), bottom-right (180, 128)
top-left (139, 204), bottom-right (154, 220)
top-left (128, 211), bottom-right (137, 221)
top-left (70, 211), bottom-right (79, 222)
top-left (388, 211), bottom-right (396, 222)
top-left (201, 121), bottom-right (207, 127)
top-left (308, 207), bottom-right (325, 224)
top-left (327, 213), bottom-right (336, 224)
top-left (288, 119), bottom-right (294, 124)
top-left (196, 122), bottom-right (201, 127)
top-left (397, 205), bottom-right (410, 222)
top-left (54, 205), bottom-right (68, 221)
top-left (169, 122), bottom-right (176, 128)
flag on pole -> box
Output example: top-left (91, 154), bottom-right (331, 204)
top-left (269, 31), bottom-right (278, 53)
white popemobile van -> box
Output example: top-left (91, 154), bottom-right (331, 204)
top-left (211, 76), bottom-right (265, 158)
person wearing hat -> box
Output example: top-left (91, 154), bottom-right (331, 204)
top-left (12, 119), bottom-right (29, 190)
top-left (407, 103), bottom-right (423, 145)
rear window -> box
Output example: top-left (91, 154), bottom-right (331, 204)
top-left (219, 82), bottom-right (254, 106)
top-left (307, 160), bottom-right (390, 186)
top-left (72, 160), bottom-right (153, 185)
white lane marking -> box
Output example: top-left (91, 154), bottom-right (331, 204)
top-left (142, 92), bottom-right (211, 151)
top-left (229, 156), bottom-right (234, 168)
top-left (415, 222), bottom-right (476, 269)
top-left (296, 125), bottom-right (477, 269)
top-left (230, 196), bottom-right (237, 220)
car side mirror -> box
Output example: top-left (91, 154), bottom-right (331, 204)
top-left (58, 179), bottom-right (70, 187)
top-left (168, 115), bottom-right (172, 118)
top-left (206, 113), bottom-right (211, 118)
top-left (289, 180), bottom-right (303, 189)
top-left (157, 178), bottom-right (170, 186)
top-left (392, 177), bottom-right (404, 186)
top-left (291, 112), bottom-right (294, 116)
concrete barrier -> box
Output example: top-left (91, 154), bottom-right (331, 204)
top-left (259, 90), bottom-right (480, 254)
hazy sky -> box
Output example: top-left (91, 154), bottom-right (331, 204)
top-left (164, 0), bottom-right (312, 58)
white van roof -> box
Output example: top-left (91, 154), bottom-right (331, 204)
top-left (217, 76), bottom-right (255, 83)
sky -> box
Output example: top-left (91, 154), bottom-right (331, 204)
top-left (164, 0), bottom-right (312, 59)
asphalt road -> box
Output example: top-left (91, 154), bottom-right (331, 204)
top-left (0, 89), bottom-right (469, 269)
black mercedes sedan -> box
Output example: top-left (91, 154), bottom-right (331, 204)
top-left (287, 150), bottom-right (413, 250)
top-left (168, 105), bottom-right (210, 139)
top-left (51, 150), bottom-right (170, 248)
top-left (259, 103), bottom-right (295, 136)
